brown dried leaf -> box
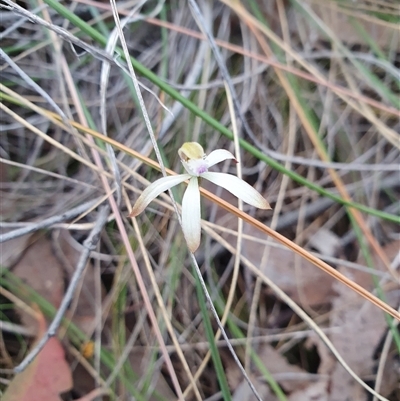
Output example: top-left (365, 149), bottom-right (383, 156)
top-left (226, 344), bottom-right (310, 397)
top-left (258, 345), bottom-right (308, 393)
top-left (288, 381), bottom-right (328, 401)
top-left (53, 229), bottom-right (105, 335)
top-left (327, 240), bottom-right (400, 400)
top-left (212, 207), bottom-right (337, 308)
top-left (127, 348), bottom-right (177, 400)
top-left (1, 232), bottom-right (32, 269)
top-left (3, 310), bottom-right (72, 401)
top-left (242, 234), bottom-right (336, 308)
top-left (233, 375), bottom-right (276, 401)
top-left (12, 236), bottom-right (65, 333)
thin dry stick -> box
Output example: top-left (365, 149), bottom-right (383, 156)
top-left (0, 0), bottom-right (115, 65)
top-left (0, 199), bottom-right (99, 243)
top-left (14, 206), bottom-right (110, 372)
top-left (0, 3), bottom-right (47, 40)
top-left (0, 158), bottom-right (97, 189)
top-left (372, 325), bottom-right (396, 401)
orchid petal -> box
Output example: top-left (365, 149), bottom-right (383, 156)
top-left (201, 172), bottom-right (271, 209)
top-left (130, 174), bottom-right (190, 216)
top-left (205, 149), bottom-right (236, 168)
top-left (182, 177), bottom-right (201, 252)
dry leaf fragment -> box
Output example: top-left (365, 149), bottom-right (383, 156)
top-left (3, 309), bottom-right (73, 401)
top-left (233, 375), bottom-right (275, 401)
top-left (243, 236), bottom-right (336, 307)
top-left (54, 229), bottom-right (102, 335)
top-left (288, 381), bottom-right (328, 401)
top-left (0, 231), bottom-right (32, 269)
top-left (12, 236), bottom-right (65, 333)
top-left (259, 345), bottom-right (308, 393)
top-left (327, 240), bottom-right (400, 400)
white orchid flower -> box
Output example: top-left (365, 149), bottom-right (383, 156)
top-left (130, 142), bottom-right (271, 252)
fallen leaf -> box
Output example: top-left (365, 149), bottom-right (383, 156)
top-left (308, 229), bottom-right (341, 258)
top-left (74, 388), bottom-right (110, 401)
top-left (12, 235), bottom-right (65, 333)
top-left (242, 232), bottom-right (336, 308)
top-left (232, 375), bottom-right (276, 401)
top-left (3, 309), bottom-right (73, 401)
top-left (54, 229), bottom-right (104, 336)
top-left (226, 344), bottom-right (311, 397)
top-left (326, 240), bottom-right (400, 400)
top-left (1, 231), bottom-right (32, 269)
top-left (258, 345), bottom-right (308, 393)
top-left (288, 381), bottom-right (328, 401)
top-left (128, 348), bottom-right (178, 400)
top-left (212, 213), bottom-right (337, 308)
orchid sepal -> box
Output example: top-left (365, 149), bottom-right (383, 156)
top-left (129, 174), bottom-right (190, 217)
top-left (206, 149), bottom-right (237, 167)
top-left (182, 177), bottom-right (201, 252)
top-left (201, 172), bottom-right (271, 210)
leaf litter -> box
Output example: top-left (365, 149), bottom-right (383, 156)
top-left (2, 308), bottom-right (73, 401)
